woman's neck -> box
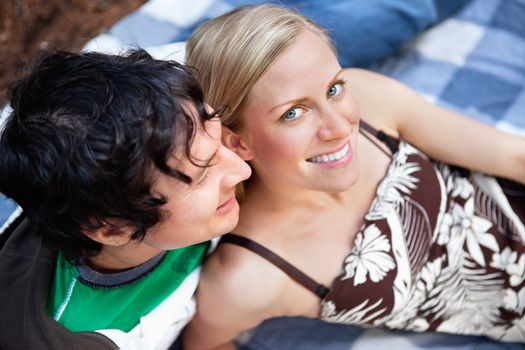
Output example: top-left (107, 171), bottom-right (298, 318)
top-left (242, 172), bottom-right (354, 215)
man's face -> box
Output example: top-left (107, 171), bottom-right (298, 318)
top-left (142, 106), bottom-right (251, 250)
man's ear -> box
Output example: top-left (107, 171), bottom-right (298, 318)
top-left (222, 126), bottom-right (254, 160)
top-left (83, 224), bottom-right (133, 247)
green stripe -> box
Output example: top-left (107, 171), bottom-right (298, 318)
top-left (47, 242), bottom-right (208, 332)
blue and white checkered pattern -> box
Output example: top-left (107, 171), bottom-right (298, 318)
top-left (81, 0), bottom-right (249, 61)
top-left (1, 1), bottom-right (524, 348)
top-left (82, 2), bottom-right (525, 349)
top-left (83, 0), bottom-right (471, 68)
top-left (82, 0), bottom-right (524, 137)
top-left (377, 0), bottom-right (525, 136)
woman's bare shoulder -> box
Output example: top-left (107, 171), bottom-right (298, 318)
top-left (185, 238), bottom-right (290, 349)
top-left (343, 68), bottom-right (404, 88)
top-left (342, 68), bottom-right (424, 136)
top-left (200, 235), bottom-right (290, 312)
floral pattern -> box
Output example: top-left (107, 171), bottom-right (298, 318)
top-left (343, 224), bottom-right (395, 285)
top-left (321, 141), bottom-right (525, 343)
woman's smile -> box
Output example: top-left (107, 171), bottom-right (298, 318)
top-left (307, 142), bottom-right (353, 168)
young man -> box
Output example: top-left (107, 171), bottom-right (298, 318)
top-left (0, 49), bottom-right (251, 350)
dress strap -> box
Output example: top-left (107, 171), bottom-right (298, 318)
top-left (359, 120), bottom-right (399, 156)
top-left (221, 233), bottom-right (330, 299)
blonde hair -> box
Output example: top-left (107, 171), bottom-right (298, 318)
top-left (186, 4), bottom-right (335, 132)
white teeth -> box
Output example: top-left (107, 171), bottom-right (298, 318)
top-left (308, 144), bottom-right (349, 163)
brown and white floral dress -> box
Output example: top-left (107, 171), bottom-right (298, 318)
top-left (222, 122), bottom-right (525, 342)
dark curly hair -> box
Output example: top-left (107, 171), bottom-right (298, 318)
top-left (0, 49), bottom-right (215, 261)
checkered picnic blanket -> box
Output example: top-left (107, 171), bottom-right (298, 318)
top-left (82, 0), bottom-right (525, 136)
top-left (1, 1), bottom-right (524, 348)
top-left (376, 0), bottom-right (525, 136)
top-left (82, 0), bottom-right (470, 67)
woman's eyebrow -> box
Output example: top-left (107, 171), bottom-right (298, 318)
top-left (267, 68), bottom-right (345, 114)
top-left (325, 68), bottom-right (345, 91)
top-left (268, 97), bottom-right (309, 114)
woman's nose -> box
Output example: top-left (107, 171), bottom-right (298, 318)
top-left (316, 105), bottom-right (351, 141)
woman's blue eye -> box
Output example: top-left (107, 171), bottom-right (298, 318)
top-left (282, 107), bottom-right (304, 121)
top-left (327, 82), bottom-right (343, 97)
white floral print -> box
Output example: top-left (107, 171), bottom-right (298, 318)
top-left (367, 143), bottom-right (420, 221)
top-left (343, 224), bottom-right (395, 286)
top-left (446, 198), bottom-right (498, 266)
top-left (508, 254), bottom-right (525, 287)
top-left (491, 247), bottom-right (518, 271)
top-left (437, 212), bottom-right (453, 246)
top-left (503, 286), bottom-right (525, 314)
top-left (322, 138), bottom-right (525, 342)
top-left (446, 175), bottom-right (474, 199)
top-left (321, 299), bottom-right (387, 325)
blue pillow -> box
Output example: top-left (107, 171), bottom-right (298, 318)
top-left (280, 0), bottom-right (472, 67)
top-left (100, 0), bottom-right (471, 68)
top-left (0, 195), bottom-right (17, 227)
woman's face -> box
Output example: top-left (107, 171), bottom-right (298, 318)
top-left (237, 29), bottom-right (360, 193)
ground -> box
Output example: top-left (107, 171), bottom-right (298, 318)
top-left (0, 0), bottom-right (146, 104)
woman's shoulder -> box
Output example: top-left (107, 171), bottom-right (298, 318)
top-left (343, 68), bottom-right (427, 137)
top-left (200, 234), bottom-right (290, 312)
top-left (343, 68), bottom-right (408, 90)
top-left (186, 238), bottom-right (291, 345)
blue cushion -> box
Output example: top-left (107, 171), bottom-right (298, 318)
top-left (282, 0), bottom-right (471, 67)
top-left (89, 0), bottom-right (471, 68)
top-left (0, 195), bottom-right (17, 227)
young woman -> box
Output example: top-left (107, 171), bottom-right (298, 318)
top-left (183, 4), bottom-right (525, 349)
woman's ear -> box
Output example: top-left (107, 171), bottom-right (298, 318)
top-left (83, 224), bottom-right (133, 247)
top-left (222, 126), bottom-right (254, 160)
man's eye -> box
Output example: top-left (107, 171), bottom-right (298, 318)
top-left (194, 172), bottom-right (210, 188)
top-left (281, 107), bottom-right (304, 121)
